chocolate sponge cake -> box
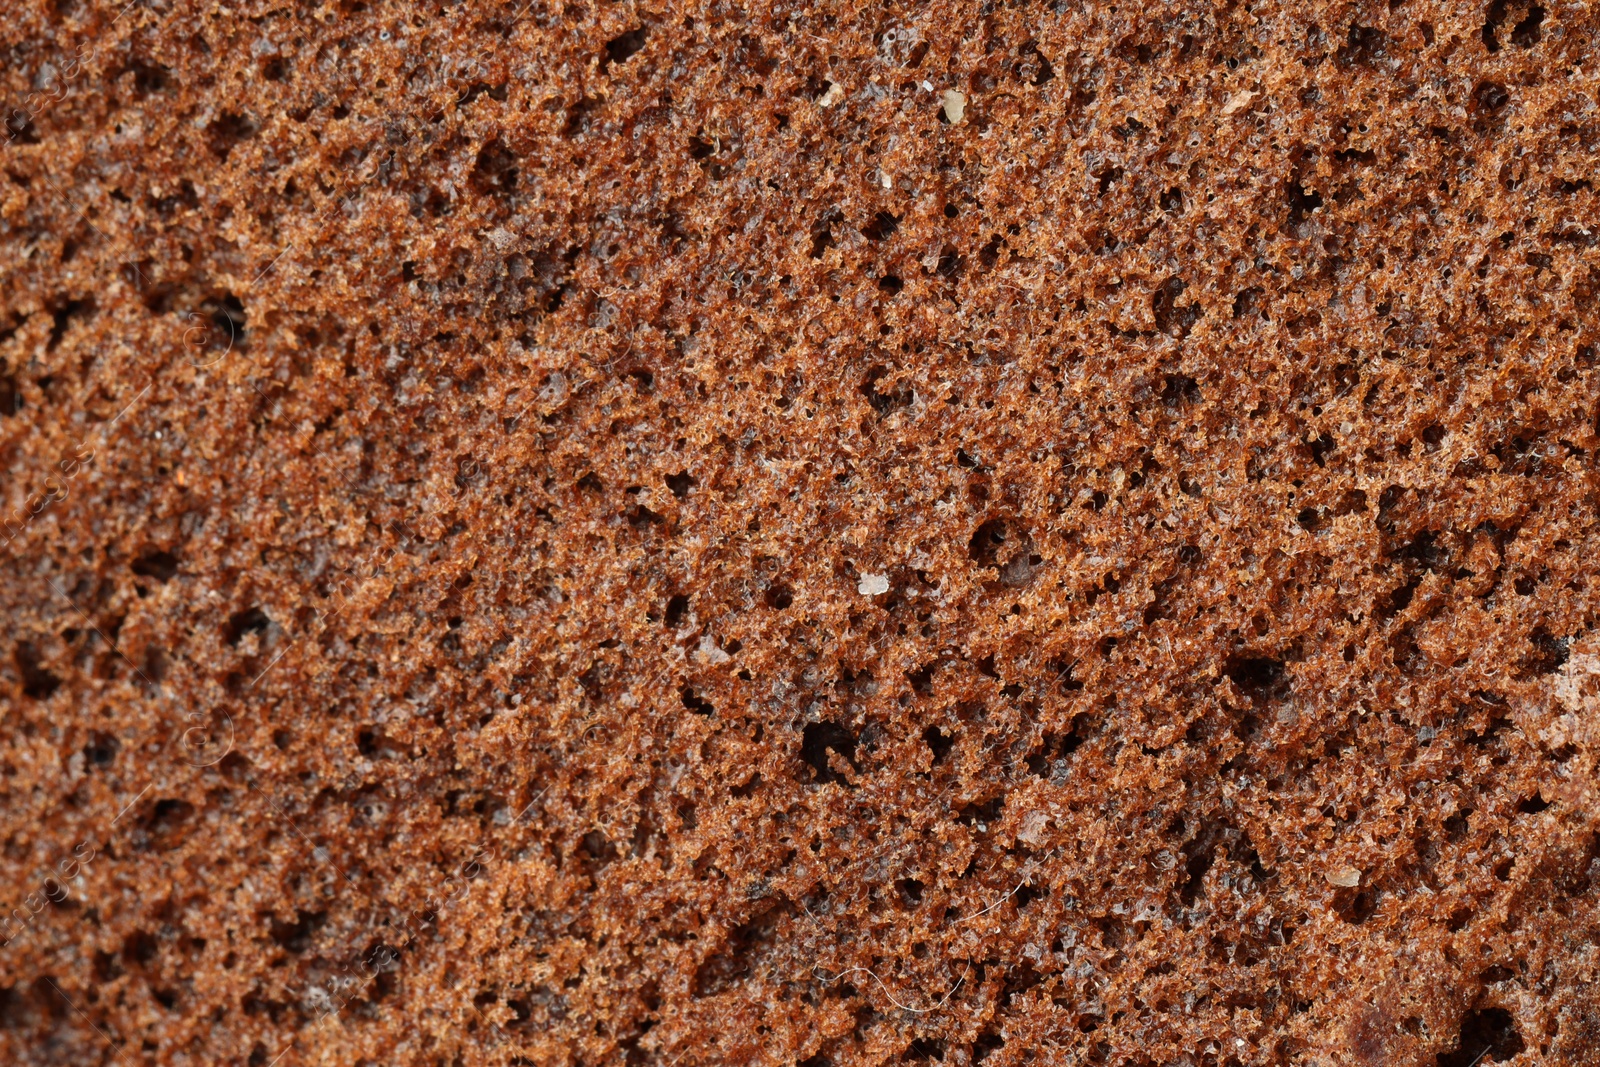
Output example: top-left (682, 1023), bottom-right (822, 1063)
top-left (4, 0), bottom-right (1600, 1064)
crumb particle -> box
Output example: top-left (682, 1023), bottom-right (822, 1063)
top-left (1221, 89), bottom-right (1258, 116)
top-left (941, 89), bottom-right (966, 123)
top-left (1326, 866), bottom-right (1362, 888)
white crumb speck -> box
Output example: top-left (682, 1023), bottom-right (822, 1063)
top-left (697, 634), bottom-right (731, 666)
top-left (858, 573), bottom-right (890, 596)
top-left (941, 89), bottom-right (966, 123)
top-left (818, 82), bottom-right (845, 108)
top-left (1325, 865), bottom-right (1361, 888)
top-left (1221, 89), bottom-right (1258, 116)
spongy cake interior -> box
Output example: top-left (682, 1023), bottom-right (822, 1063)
top-left (2, 2), bottom-right (1600, 1065)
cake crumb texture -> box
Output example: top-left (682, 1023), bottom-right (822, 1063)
top-left (3, 1), bottom-right (1600, 1065)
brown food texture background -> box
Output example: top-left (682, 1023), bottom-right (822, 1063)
top-left (4, 0), bottom-right (1600, 1064)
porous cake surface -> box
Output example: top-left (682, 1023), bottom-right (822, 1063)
top-left (3, 1), bottom-right (1600, 1064)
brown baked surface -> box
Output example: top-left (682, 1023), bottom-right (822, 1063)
top-left (4, 1), bottom-right (1600, 1064)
